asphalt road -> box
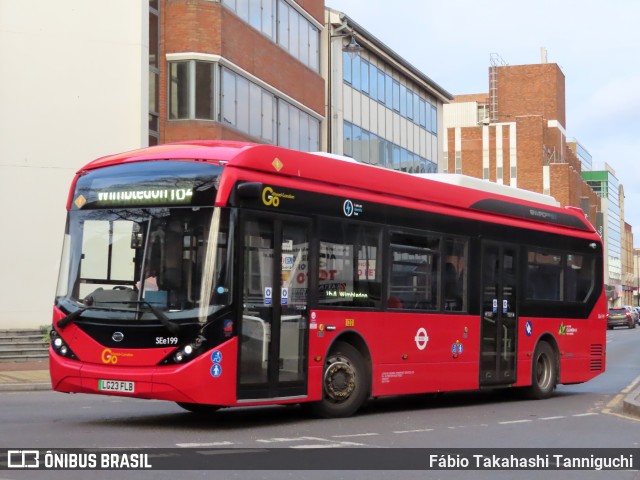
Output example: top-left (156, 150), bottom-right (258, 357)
top-left (1, 328), bottom-right (639, 480)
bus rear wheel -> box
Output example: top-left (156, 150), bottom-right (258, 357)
top-left (307, 341), bottom-right (368, 418)
top-left (176, 402), bottom-right (221, 415)
top-left (527, 341), bottom-right (557, 399)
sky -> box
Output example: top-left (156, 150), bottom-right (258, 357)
top-left (327, 0), bottom-right (640, 246)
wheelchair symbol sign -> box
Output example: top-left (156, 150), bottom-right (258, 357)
top-left (211, 350), bottom-right (222, 363)
top-left (264, 287), bottom-right (272, 305)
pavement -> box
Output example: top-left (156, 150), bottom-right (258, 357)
top-left (1, 358), bottom-right (639, 417)
top-left (0, 359), bottom-right (51, 392)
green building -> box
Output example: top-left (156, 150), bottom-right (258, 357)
top-left (583, 167), bottom-right (622, 306)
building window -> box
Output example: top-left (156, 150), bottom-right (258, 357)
top-left (392, 81), bottom-right (400, 112)
top-left (343, 51), bottom-right (352, 84)
top-left (276, 0), bottom-right (320, 72)
top-left (169, 62), bottom-right (189, 120)
top-left (344, 122), bottom-right (353, 157)
top-left (343, 121), bottom-right (436, 173)
top-left (430, 105), bottom-right (438, 134)
top-left (360, 59), bottom-right (369, 94)
top-left (222, 0), bottom-right (320, 72)
top-left (223, 0), bottom-right (276, 40)
top-left (169, 60), bottom-right (318, 150)
top-left (221, 67), bottom-right (277, 144)
top-left (149, 0), bottom-right (159, 145)
top-left (376, 70), bottom-right (385, 103)
top-left (169, 61), bottom-right (215, 121)
top-left (195, 62), bottom-right (214, 120)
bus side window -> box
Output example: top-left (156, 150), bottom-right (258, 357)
top-left (389, 232), bottom-right (440, 311)
top-left (317, 220), bottom-right (382, 308)
top-left (443, 237), bottom-right (467, 312)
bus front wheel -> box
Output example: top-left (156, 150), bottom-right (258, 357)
top-left (527, 341), bottom-right (557, 399)
top-left (307, 341), bottom-right (369, 418)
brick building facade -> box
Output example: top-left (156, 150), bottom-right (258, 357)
top-left (155, 0), bottom-right (325, 148)
top-left (443, 62), bottom-right (601, 226)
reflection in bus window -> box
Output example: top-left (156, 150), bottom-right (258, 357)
top-left (390, 233), bottom-right (440, 311)
top-left (526, 249), bottom-right (594, 302)
top-left (318, 220), bottom-right (382, 308)
top-left (58, 207), bottom-right (230, 317)
top-left (444, 238), bottom-right (467, 311)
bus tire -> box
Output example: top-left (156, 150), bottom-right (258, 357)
top-left (307, 341), bottom-right (369, 418)
top-left (176, 402), bottom-right (220, 415)
top-left (527, 341), bottom-right (557, 399)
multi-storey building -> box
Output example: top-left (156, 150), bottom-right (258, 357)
top-left (443, 61), bottom-right (600, 221)
top-left (158, 0), bottom-right (325, 149)
top-left (634, 248), bottom-right (640, 307)
top-left (2, 0), bottom-right (451, 329)
top-left (324, 9), bottom-right (451, 170)
top-left (583, 167), bottom-right (622, 305)
top-left (622, 221), bottom-right (635, 306)
top-left (440, 60), bottom-right (638, 305)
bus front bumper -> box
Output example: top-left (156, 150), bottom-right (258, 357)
top-left (49, 342), bottom-right (238, 406)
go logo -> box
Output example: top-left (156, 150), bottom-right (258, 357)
top-left (101, 348), bottom-right (118, 364)
top-left (100, 348), bottom-right (133, 364)
top-left (262, 186), bottom-right (280, 207)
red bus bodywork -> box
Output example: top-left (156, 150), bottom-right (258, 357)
top-left (50, 141), bottom-right (606, 412)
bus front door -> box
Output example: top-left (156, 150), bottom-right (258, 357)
top-left (237, 214), bottom-right (310, 401)
top-left (479, 242), bottom-right (518, 386)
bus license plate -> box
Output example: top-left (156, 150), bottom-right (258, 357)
top-left (98, 379), bottom-right (135, 393)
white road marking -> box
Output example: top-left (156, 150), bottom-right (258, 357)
top-left (256, 436), bottom-right (322, 443)
top-left (393, 428), bottom-right (434, 434)
top-left (291, 443), bottom-right (356, 449)
top-left (173, 407), bottom-right (619, 451)
top-left (176, 441), bottom-right (235, 447)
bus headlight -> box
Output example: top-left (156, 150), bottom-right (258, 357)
top-left (50, 328), bottom-right (78, 360)
top-left (163, 336), bottom-right (207, 365)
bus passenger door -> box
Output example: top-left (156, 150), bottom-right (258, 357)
top-left (479, 242), bottom-right (518, 386)
top-left (237, 214), bottom-right (309, 401)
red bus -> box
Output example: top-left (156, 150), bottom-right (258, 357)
top-left (50, 141), bottom-right (606, 417)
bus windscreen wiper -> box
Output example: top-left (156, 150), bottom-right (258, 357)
top-left (57, 301), bottom-right (180, 334)
top-left (57, 306), bottom-right (89, 329)
top-left (56, 303), bottom-right (131, 329)
top-left (137, 301), bottom-right (180, 334)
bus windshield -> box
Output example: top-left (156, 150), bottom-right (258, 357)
top-left (56, 206), bottom-right (231, 322)
top-left (55, 160), bottom-right (232, 323)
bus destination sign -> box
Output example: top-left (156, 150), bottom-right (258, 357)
top-left (94, 187), bottom-right (193, 206)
